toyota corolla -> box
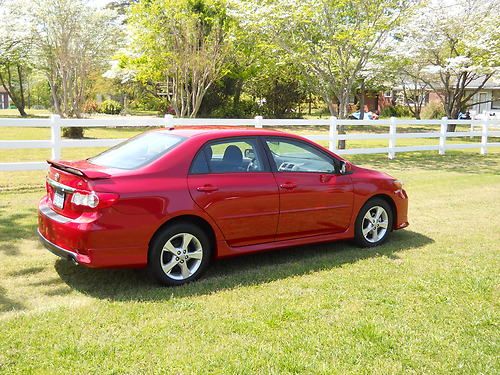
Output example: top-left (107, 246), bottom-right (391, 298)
top-left (38, 128), bottom-right (409, 285)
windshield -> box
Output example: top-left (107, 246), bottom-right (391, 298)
top-left (89, 132), bottom-right (185, 169)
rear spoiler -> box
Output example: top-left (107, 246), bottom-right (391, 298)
top-left (47, 160), bottom-right (111, 179)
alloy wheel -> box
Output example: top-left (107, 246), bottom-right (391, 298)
top-left (160, 233), bottom-right (203, 280)
top-left (361, 206), bottom-right (389, 243)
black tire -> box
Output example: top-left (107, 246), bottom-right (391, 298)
top-left (354, 198), bottom-right (393, 248)
top-left (148, 222), bottom-right (212, 286)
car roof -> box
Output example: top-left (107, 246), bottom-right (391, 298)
top-left (154, 127), bottom-right (289, 139)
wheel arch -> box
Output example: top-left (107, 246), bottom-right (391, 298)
top-left (363, 194), bottom-right (397, 230)
top-left (148, 214), bottom-right (218, 260)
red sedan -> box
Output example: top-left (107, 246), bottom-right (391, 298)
top-left (38, 128), bottom-right (409, 285)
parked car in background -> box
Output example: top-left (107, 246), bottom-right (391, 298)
top-left (38, 128), bottom-right (409, 285)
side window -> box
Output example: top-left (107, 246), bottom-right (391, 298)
top-left (265, 138), bottom-right (336, 173)
top-left (190, 138), bottom-right (265, 174)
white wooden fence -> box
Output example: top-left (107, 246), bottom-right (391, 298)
top-left (1, 115), bottom-right (499, 172)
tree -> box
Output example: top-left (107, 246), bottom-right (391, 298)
top-left (0, 0), bottom-right (32, 117)
top-left (127, 0), bottom-right (233, 118)
top-left (400, 0), bottom-right (499, 129)
top-left (234, 0), bottom-right (413, 147)
top-left (29, 0), bottom-right (120, 137)
top-left (383, 54), bottom-right (431, 119)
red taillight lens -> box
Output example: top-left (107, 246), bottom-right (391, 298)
top-left (71, 191), bottom-right (119, 209)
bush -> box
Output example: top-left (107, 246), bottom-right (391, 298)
top-left (99, 99), bottom-right (122, 115)
top-left (82, 99), bottom-right (99, 114)
top-left (380, 105), bottom-right (412, 118)
top-left (129, 96), bottom-right (169, 113)
top-left (210, 99), bottom-right (259, 118)
top-left (63, 127), bottom-right (84, 139)
top-left (421, 101), bottom-right (445, 119)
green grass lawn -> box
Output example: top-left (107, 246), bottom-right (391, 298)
top-left (0, 151), bottom-right (499, 374)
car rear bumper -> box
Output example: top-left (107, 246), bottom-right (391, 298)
top-left (38, 229), bottom-right (81, 264)
top-left (38, 197), bottom-right (147, 268)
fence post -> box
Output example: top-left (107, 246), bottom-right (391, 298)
top-left (50, 114), bottom-right (61, 160)
top-left (388, 117), bottom-right (397, 159)
top-left (480, 118), bottom-right (489, 155)
top-left (254, 115), bottom-right (263, 128)
top-left (164, 114), bottom-right (174, 129)
top-left (439, 117), bottom-right (448, 155)
top-left (329, 116), bottom-right (338, 152)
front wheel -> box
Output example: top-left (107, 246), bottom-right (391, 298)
top-left (354, 198), bottom-right (393, 247)
top-left (148, 222), bottom-right (212, 286)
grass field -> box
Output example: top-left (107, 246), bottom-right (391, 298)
top-left (0, 149), bottom-right (499, 374)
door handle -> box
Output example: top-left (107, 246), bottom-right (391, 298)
top-left (196, 185), bottom-right (219, 192)
top-left (320, 174), bottom-right (333, 183)
top-left (279, 182), bottom-right (297, 190)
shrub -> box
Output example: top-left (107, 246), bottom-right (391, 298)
top-left (99, 99), bottom-right (122, 115)
top-left (210, 99), bottom-right (259, 118)
top-left (129, 96), bottom-right (169, 113)
top-left (421, 101), bottom-right (445, 119)
top-left (380, 105), bottom-right (412, 118)
top-left (63, 127), bottom-right (84, 139)
top-left (82, 99), bottom-right (99, 114)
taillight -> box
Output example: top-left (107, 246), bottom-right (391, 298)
top-left (71, 191), bottom-right (119, 209)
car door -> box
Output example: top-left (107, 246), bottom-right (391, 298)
top-left (263, 137), bottom-right (354, 241)
top-left (187, 137), bottom-right (279, 247)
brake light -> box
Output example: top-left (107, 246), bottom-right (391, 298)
top-left (71, 191), bottom-right (119, 209)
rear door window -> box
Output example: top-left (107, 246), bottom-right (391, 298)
top-left (190, 138), bottom-right (266, 174)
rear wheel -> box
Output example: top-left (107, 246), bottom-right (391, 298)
top-left (354, 198), bottom-right (393, 247)
top-left (148, 222), bottom-right (212, 286)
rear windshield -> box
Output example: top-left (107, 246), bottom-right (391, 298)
top-left (89, 132), bottom-right (185, 169)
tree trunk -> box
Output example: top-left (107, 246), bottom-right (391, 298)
top-left (233, 78), bottom-right (243, 109)
top-left (0, 67), bottom-right (28, 117)
top-left (359, 80), bottom-right (365, 120)
top-left (337, 92), bottom-right (350, 150)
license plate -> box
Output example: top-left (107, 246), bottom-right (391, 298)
top-left (53, 190), bottom-right (65, 209)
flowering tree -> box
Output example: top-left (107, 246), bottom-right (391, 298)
top-left (399, 0), bottom-right (499, 128)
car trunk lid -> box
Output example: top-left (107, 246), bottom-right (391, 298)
top-left (46, 160), bottom-right (115, 219)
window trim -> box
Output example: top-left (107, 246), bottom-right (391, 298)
top-left (189, 136), bottom-right (272, 175)
top-left (491, 89), bottom-right (500, 110)
top-left (261, 136), bottom-right (340, 174)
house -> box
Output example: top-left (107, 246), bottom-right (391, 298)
top-left (384, 79), bottom-right (500, 118)
top-left (0, 87), bottom-right (9, 109)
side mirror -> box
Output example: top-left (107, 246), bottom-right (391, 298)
top-left (339, 161), bottom-right (352, 175)
top-left (244, 148), bottom-right (255, 159)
